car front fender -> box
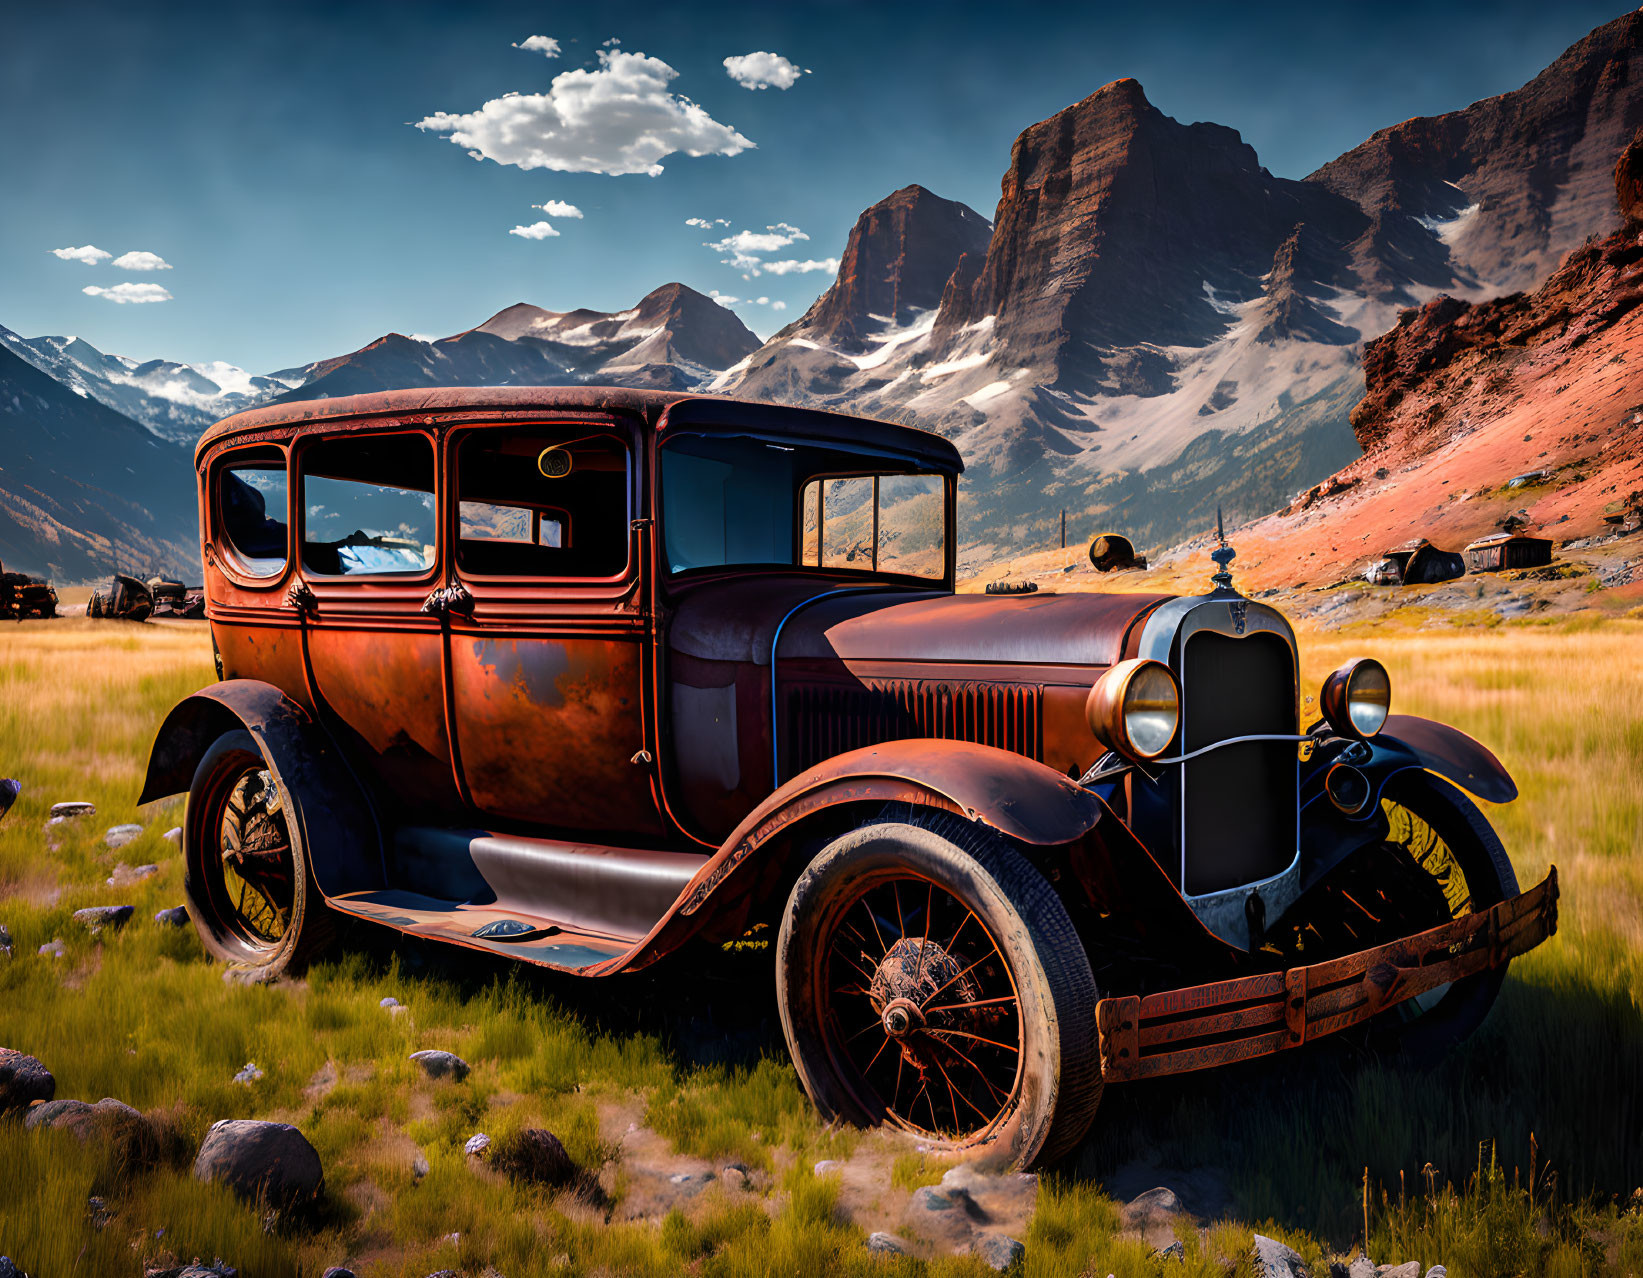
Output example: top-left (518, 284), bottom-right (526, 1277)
top-left (1380, 713), bottom-right (1517, 804)
top-left (139, 680), bottom-right (384, 897)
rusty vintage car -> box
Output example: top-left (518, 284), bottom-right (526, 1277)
top-left (142, 388), bottom-right (1557, 1168)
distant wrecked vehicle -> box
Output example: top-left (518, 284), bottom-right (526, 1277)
top-left (0, 560), bottom-right (58, 620)
top-left (142, 388), bottom-right (1558, 1169)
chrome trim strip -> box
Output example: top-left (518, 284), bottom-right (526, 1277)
top-left (1149, 733), bottom-right (1311, 766)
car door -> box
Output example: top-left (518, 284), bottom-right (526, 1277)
top-left (294, 427), bottom-right (464, 822)
top-left (440, 416), bottom-right (666, 839)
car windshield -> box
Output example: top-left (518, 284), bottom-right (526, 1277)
top-left (660, 433), bottom-right (947, 580)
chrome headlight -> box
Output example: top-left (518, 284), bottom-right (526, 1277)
top-left (1085, 658), bottom-right (1181, 762)
top-left (1320, 657), bottom-right (1391, 738)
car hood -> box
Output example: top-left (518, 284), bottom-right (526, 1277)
top-left (667, 575), bottom-right (1172, 671)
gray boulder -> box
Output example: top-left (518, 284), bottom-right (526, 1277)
top-left (1379, 1266), bottom-right (1421, 1278)
top-left (1253, 1234), bottom-right (1312, 1278)
top-left (50, 801), bottom-right (94, 819)
top-left (104, 824), bottom-right (144, 849)
top-left (408, 1049), bottom-right (470, 1082)
top-left (23, 1098), bottom-right (150, 1154)
top-left (1425, 1269), bottom-right (1448, 1278)
top-left (163, 827), bottom-right (182, 844)
top-left (971, 1234), bottom-right (1025, 1271)
top-left (73, 905), bottom-right (134, 934)
top-left (193, 1119), bottom-right (323, 1204)
top-left (1348, 1258), bottom-right (1376, 1278)
top-left (0, 1047), bottom-right (54, 1117)
top-left (463, 1132), bottom-right (491, 1158)
top-left (321, 1269), bottom-right (357, 1278)
top-left (866, 1232), bottom-right (909, 1255)
top-left (154, 906), bottom-right (189, 927)
top-left (37, 939), bottom-right (64, 958)
top-left (108, 863), bottom-right (159, 888)
top-left (490, 1128), bottom-right (575, 1187)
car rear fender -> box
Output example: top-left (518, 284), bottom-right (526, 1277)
top-left (592, 740), bottom-right (1108, 973)
top-left (139, 680), bottom-right (384, 897)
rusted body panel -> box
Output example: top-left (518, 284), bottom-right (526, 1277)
top-left (1097, 867), bottom-right (1558, 1081)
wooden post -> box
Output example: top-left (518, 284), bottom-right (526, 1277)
top-left (1060, 509), bottom-right (1066, 550)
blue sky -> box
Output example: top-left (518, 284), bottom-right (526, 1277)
top-left (1, 0), bottom-right (1631, 374)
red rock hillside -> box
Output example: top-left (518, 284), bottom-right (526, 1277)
top-left (1233, 140), bottom-right (1643, 591)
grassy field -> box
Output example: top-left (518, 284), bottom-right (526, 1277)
top-left (0, 615), bottom-right (1640, 1277)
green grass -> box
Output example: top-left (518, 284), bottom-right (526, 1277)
top-left (1, 615), bottom-right (1641, 1275)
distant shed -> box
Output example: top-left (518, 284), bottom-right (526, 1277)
top-left (1380, 538), bottom-right (1466, 585)
top-left (1464, 532), bottom-right (1553, 573)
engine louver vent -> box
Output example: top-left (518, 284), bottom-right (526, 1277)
top-left (784, 680), bottom-right (1042, 776)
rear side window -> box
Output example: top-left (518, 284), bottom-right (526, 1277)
top-left (218, 448), bottom-right (288, 579)
top-left (301, 434), bottom-right (436, 577)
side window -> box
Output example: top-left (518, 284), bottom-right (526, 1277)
top-left (218, 448), bottom-right (289, 579)
top-left (800, 474), bottom-right (945, 580)
top-left (301, 434), bottom-right (436, 577)
top-left (456, 428), bottom-right (628, 578)
top-left (875, 475), bottom-right (946, 579)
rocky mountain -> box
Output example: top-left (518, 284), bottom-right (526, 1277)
top-left (713, 12), bottom-right (1643, 556)
top-left (1230, 138), bottom-right (1643, 592)
top-left (0, 325), bottom-right (298, 445)
top-left (0, 343), bottom-right (199, 580)
top-left (279, 282), bottom-right (761, 403)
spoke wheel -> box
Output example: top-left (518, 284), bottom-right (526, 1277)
top-left (778, 814), bottom-right (1101, 1169)
top-left (1364, 770), bottom-right (1519, 1056)
top-left (184, 730), bottom-right (332, 976)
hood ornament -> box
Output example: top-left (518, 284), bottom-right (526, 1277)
top-left (1209, 504), bottom-right (1238, 594)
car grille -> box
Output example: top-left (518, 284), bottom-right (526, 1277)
top-left (783, 680), bottom-right (1042, 777)
top-left (1178, 630), bottom-right (1299, 896)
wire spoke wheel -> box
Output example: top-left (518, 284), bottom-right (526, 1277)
top-left (777, 814), bottom-right (1101, 1170)
top-left (184, 730), bottom-right (331, 975)
top-left (826, 876), bottom-right (1024, 1141)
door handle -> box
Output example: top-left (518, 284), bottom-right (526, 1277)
top-left (421, 583), bottom-right (474, 618)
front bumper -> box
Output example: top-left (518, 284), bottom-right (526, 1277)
top-left (1096, 867), bottom-right (1559, 1082)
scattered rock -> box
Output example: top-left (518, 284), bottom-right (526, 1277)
top-left (38, 939), bottom-right (64, 958)
top-left (1347, 1257), bottom-right (1377, 1278)
top-left (1157, 1240), bottom-right (1186, 1262)
top-left (193, 1119), bottom-right (323, 1205)
top-left (411, 1152), bottom-right (429, 1182)
top-left (813, 1158), bottom-right (843, 1175)
top-left (50, 801), bottom-right (95, 819)
top-left (154, 906), bottom-right (189, 927)
top-left (910, 1183), bottom-right (987, 1220)
top-left (490, 1128), bottom-right (575, 1187)
top-left (0, 1048), bottom-right (55, 1117)
top-left (668, 1170), bottom-right (716, 1193)
top-left (408, 1049), bottom-right (469, 1082)
top-left (73, 905), bottom-right (134, 934)
top-left (1253, 1234), bottom-right (1312, 1278)
top-left (720, 1164), bottom-right (749, 1190)
top-left (108, 863), bottom-right (160, 888)
top-left (379, 996), bottom-right (401, 1009)
top-left (163, 827), bottom-right (182, 844)
top-left (971, 1234), bottom-right (1026, 1272)
top-left (1121, 1186), bottom-right (1183, 1250)
top-left (1378, 1266), bottom-right (1420, 1278)
top-left (463, 1132), bottom-right (492, 1158)
top-left (321, 1269), bottom-right (357, 1278)
top-left (866, 1232), bottom-right (910, 1255)
top-left (24, 1098), bottom-right (151, 1158)
top-left (0, 1257), bottom-right (24, 1278)
top-left (104, 824), bottom-right (144, 849)
top-left (233, 1062), bottom-right (264, 1085)
top-left (146, 1262), bottom-right (239, 1278)
top-left (1425, 1268), bottom-right (1447, 1278)
top-left (0, 923), bottom-right (11, 958)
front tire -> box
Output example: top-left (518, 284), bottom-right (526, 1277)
top-left (183, 730), bottom-right (332, 979)
top-left (776, 813), bottom-right (1101, 1169)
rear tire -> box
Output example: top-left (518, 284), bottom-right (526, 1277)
top-left (183, 730), bottom-right (333, 980)
top-left (776, 812), bottom-right (1101, 1169)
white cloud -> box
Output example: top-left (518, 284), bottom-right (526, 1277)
top-left (513, 35), bottom-right (561, 57)
top-left (758, 257), bottom-right (839, 276)
top-left (772, 300), bottom-right (788, 311)
top-left (601, 37), bottom-right (620, 47)
top-left (533, 200), bottom-right (583, 219)
top-left (685, 216), bottom-right (730, 229)
top-left (709, 290), bottom-right (740, 308)
top-left (707, 222), bottom-right (813, 273)
top-left (509, 221), bottom-right (561, 239)
top-left (82, 283), bottom-right (172, 304)
top-left (723, 51), bottom-right (807, 91)
top-left (51, 245), bottom-right (111, 265)
top-left (111, 250), bottom-right (172, 271)
top-left (416, 48), bottom-right (753, 177)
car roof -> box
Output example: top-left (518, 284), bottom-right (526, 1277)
top-left (199, 386), bottom-right (964, 474)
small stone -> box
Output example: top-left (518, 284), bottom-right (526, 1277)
top-left (163, 827), bottom-right (182, 844)
top-left (464, 1132), bottom-right (492, 1158)
top-left (669, 1170), bottom-right (716, 1192)
top-left (104, 824), bottom-right (144, 849)
top-left (866, 1232), bottom-right (909, 1255)
top-left (1157, 1240), bottom-right (1186, 1262)
top-left (411, 1152), bottom-right (429, 1182)
top-left (193, 1119), bottom-right (324, 1205)
top-left (321, 1269), bottom-right (357, 1278)
top-left (0, 923), bottom-right (11, 958)
top-left (910, 1184), bottom-right (984, 1219)
top-left (971, 1234), bottom-right (1026, 1272)
top-left (38, 939), bottom-right (64, 958)
top-left (379, 996), bottom-right (401, 1009)
top-left (1424, 1268), bottom-right (1447, 1278)
top-left (1348, 1257), bottom-right (1377, 1278)
top-left (50, 801), bottom-right (95, 819)
top-left (720, 1164), bottom-right (749, 1190)
top-left (74, 905), bottom-right (134, 934)
top-left (0, 1257), bottom-right (23, 1278)
top-left (233, 1062), bottom-right (264, 1085)
top-left (1379, 1266), bottom-right (1421, 1278)
top-left (108, 863), bottom-right (160, 888)
top-left (408, 1049), bottom-right (470, 1082)
top-left (491, 1128), bottom-right (576, 1187)
top-left (813, 1159), bottom-right (843, 1175)
top-left (154, 906), bottom-right (189, 927)
top-left (1253, 1234), bottom-right (1313, 1278)
top-left (0, 1047), bottom-right (56, 1117)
